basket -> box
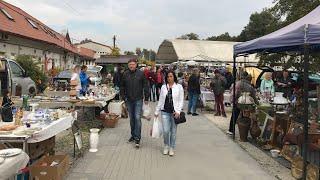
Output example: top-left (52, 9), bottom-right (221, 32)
top-left (101, 114), bottom-right (119, 128)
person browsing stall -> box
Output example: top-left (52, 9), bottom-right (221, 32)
top-left (79, 65), bottom-right (90, 96)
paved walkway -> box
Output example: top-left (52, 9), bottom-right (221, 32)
top-left (67, 103), bottom-right (275, 180)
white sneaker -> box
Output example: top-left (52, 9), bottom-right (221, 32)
top-left (163, 145), bottom-right (169, 155)
top-left (169, 148), bottom-right (174, 156)
top-left (226, 131), bottom-right (233, 135)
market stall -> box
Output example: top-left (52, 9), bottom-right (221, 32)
top-left (233, 5), bottom-right (320, 179)
top-left (0, 110), bottom-right (74, 157)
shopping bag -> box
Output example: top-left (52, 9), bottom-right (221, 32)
top-left (142, 103), bottom-right (151, 120)
top-left (151, 117), bottom-right (163, 138)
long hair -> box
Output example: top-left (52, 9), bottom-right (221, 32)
top-left (165, 70), bottom-right (178, 84)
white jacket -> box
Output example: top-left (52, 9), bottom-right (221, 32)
top-left (155, 83), bottom-right (184, 115)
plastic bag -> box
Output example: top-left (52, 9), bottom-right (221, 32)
top-left (142, 103), bottom-right (151, 120)
top-left (151, 117), bottom-right (163, 138)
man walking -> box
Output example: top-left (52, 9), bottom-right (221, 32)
top-left (210, 69), bottom-right (227, 117)
top-left (187, 68), bottom-right (201, 116)
top-left (121, 59), bottom-right (149, 148)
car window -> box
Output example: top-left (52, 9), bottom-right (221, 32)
top-left (9, 61), bottom-right (24, 77)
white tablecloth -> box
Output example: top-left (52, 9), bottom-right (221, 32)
top-left (0, 115), bottom-right (73, 143)
top-left (200, 91), bottom-right (232, 107)
top-left (200, 91), bottom-right (215, 106)
top-left (0, 150), bottom-right (29, 179)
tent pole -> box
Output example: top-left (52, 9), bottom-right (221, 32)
top-left (302, 44), bottom-right (309, 180)
top-left (232, 55), bottom-right (237, 140)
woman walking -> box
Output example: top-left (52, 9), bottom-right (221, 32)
top-left (155, 71), bottom-right (184, 156)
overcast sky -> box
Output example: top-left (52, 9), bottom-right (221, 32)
top-left (7, 0), bottom-right (273, 52)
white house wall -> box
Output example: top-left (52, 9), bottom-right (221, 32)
top-left (0, 33), bottom-right (79, 70)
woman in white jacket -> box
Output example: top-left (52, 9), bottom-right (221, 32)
top-left (155, 70), bottom-right (184, 156)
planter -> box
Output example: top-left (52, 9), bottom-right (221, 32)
top-left (89, 128), bottom-right (100, 152)
top-left (237, 117), bottom-right (251, 142)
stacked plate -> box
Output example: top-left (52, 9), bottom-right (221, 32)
top-left (0, 148), bottom-right (22, 158)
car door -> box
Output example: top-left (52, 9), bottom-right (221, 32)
top-left (0, 59), bottom-right (11, 95)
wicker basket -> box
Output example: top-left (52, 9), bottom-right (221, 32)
top-left (101, 114), bottom-right (119, 128)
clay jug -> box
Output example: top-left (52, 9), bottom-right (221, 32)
top-left (250, 120), bottom-right (261, 139)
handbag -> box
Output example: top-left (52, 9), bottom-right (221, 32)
top-left (166, 85), bottom-right (186, 124)
top-left (174, 112), bottom-right (186, 124)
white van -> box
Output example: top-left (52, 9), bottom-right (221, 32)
top-left (0, 57), bottom-right (36, 96)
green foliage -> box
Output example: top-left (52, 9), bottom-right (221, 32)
top-left (15, 55), bottom-right (47, 89)
top-left (110, 47), bottom-right (121, 56)
top-left (238, 9), bottom-right (281, 42)
top-left (206, 32), bottom-right (238, 41)
top-left (177, 33), bottom-right (200, 40)
top-left (124, 51), bottom-right (135, 55)
top-left (271, 0), bottom-right (320, 25)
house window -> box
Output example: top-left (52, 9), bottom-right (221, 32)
top-left (26, 18), bottom-right (38, 29)
top-left (0, 8), bottom-right (14, 21)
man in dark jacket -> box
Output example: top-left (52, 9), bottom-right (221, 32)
top-left (187, 68), bottom-right (201, 116)
top-left (210, 69), bottom-right (227, 117)
top-left (120, 59), bottom-right (149, 148)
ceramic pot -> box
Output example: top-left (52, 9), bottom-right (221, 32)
top-left (250, 120), bottom-right (261, 139)
top-left (273, 92), bottom-right (289, 104)
top-left (238, 117), bottom-right (251, 142)
top-left (89, 128), bottom-right (100, 152)
top-left (238, 92), bottom-right (254, 105)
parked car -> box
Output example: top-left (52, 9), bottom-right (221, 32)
top-left (86, 65), bottom-right (102, 85)
top-left (0, 57), bottom-right (36, 96)
top-left (53, 65), bottom-right (102, 88)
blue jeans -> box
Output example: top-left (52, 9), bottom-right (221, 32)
top-left (161, 111), bottom-right (177, 148)
top-left (188, 91), bottom-right (199, 113)
top-left (150, 84), bottom-right (156, 102)
top-left (126, 99), bottom-right (143, 140)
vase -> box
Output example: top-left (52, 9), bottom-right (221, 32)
top-left (89, 128), bottom-right (100, 152)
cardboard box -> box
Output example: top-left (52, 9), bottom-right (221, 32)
top-left (29, 154), bottom-right (70, 180)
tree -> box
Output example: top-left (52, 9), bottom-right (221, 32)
top-left (142, 49), bottom-right (150, 60)
top-left (135, 48), bottom-right (142, 57)
top-left (15, 55), bottom-right (48, 92)
top-left (271, 0), bottom-right (320, 25)
top-left (79, 38), bottom-right (92, 44)
top-left (124, 51), bottom-right (135, 55)
top-left (177, 33), bottom-right (200, 40)
top-left (238, 9), bottom-right (281, 42)
top-left (206, 32), bottom-right (237, 41)
top-left (110, 47), bottom-right (121, 56)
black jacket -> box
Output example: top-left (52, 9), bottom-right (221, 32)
top-left (113, 71), bottom-right (122, 87)
top-left (188, 75), bottom-right (201, 94)
top-left (120, 69), bottom-right (150, 102)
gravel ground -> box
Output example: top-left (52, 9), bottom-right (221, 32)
top-left (55, 118), bottom-right (104, 167)
top-left (202, 103), bottom-right (294, 180)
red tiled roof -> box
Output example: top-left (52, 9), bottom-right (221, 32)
top-left (0, 1), bottom-right (78, 54)
top-left (77, 47), bottom-right (95, 59)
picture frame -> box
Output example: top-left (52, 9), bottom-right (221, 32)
top-left (261, 116), bottom-right (275, 141)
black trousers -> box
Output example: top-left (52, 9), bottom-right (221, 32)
top-left (228, 106), bottom-right (240, 133)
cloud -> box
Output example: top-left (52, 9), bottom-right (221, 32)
top-left (5, 0), bottom-right (273, 51)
